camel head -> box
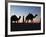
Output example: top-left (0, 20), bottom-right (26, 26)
top-left (34, 14), bottom-right (38, 18)
top-left (19, 16), bottom-right (21, 20)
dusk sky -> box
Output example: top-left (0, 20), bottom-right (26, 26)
top-left (10, 5), bottom-right (41, 23)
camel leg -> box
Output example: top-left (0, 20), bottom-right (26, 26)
top-left (25, 20), bottom-right (27, 23)
top-left (17, 21), bottom-right (18, 23)
top-left (31, 19), bottom-right (33, 23)
top-left (27, 20), bottom-right (29, 23)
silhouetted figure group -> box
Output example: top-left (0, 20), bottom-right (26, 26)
top-left (11, 13), bottom-right (38, 23)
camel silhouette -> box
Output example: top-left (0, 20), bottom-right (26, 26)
top-left (25, 13), bottom-right (38, 23)
top-left (11, 15), bottom-right (21, 23)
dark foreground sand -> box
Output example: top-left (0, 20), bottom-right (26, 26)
top-left (11, 23), bottom-right (41, 31)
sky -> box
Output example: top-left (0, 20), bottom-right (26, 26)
top-left (10, 5), bottom-right (41, 23)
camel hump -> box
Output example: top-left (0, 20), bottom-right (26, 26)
top-left (26, 13), bottom-right (33, 18)
top-left (11, 15), bottom-right (17, 19)
top-left (29, 14), bottom-right (33, 16)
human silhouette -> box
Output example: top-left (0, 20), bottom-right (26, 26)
top-left (25, 13), bottom-right (38, 23)
top-left (11, 15), bottom-right (21, 23)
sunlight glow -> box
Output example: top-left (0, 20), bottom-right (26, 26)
top-left (33, 19), bottom-right (40, 23)
top-left (28, 20), bottom-right (31, 23)
top-left (15, 18), bottom-right (40, 23)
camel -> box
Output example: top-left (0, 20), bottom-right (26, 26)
top-left (11, 15), bottom-right (21, 23)
top-left (25, 13), bottom-right (38, 23)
